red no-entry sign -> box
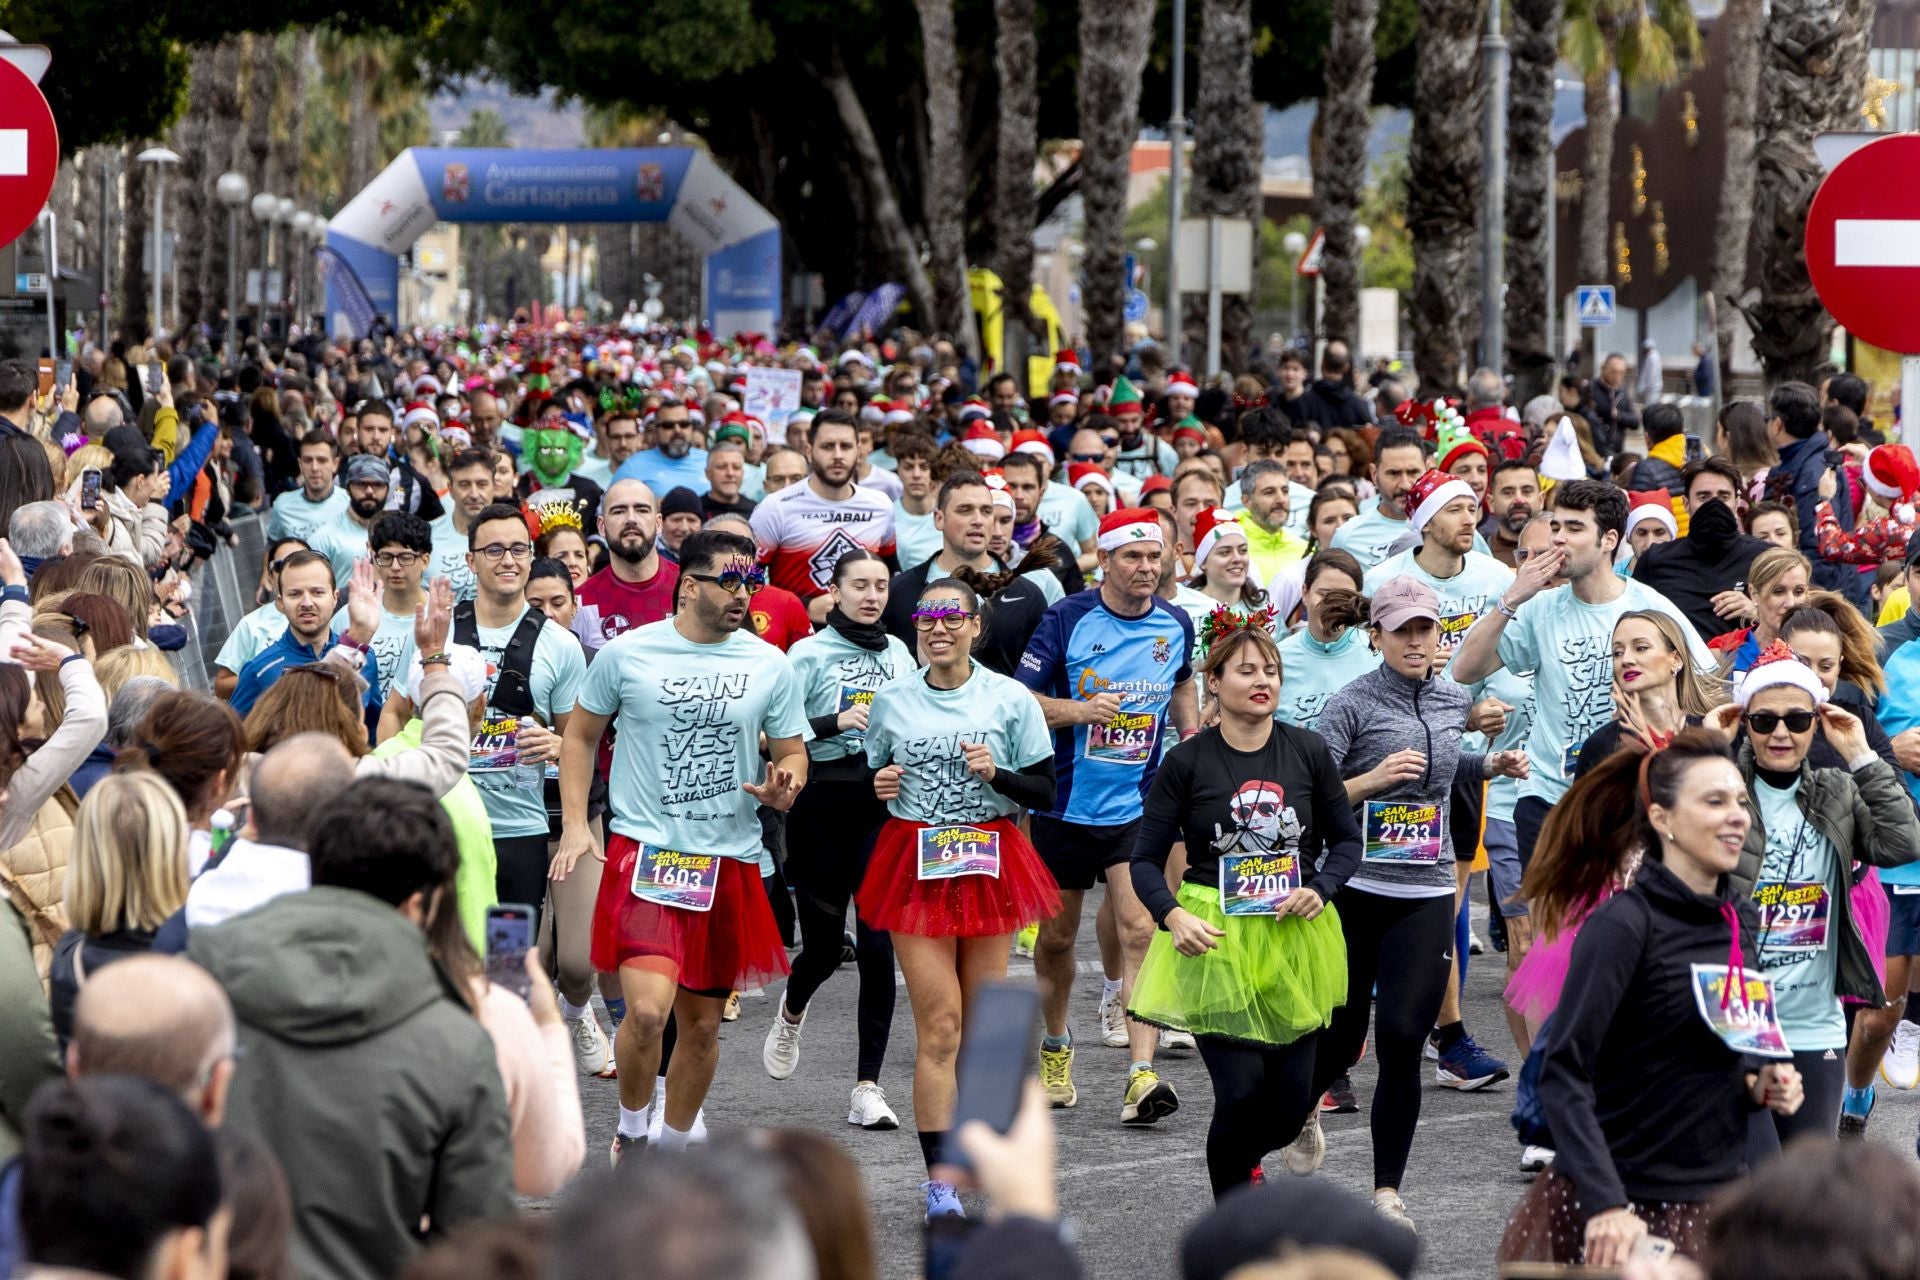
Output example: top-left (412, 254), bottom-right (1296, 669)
top-left (1806, 133), bottom-right (1920, 354)
top-left (0, 56), bottom-right (56, 251)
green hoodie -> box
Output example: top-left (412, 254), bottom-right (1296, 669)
top-left (190, 887), bottom-right (515, 1280)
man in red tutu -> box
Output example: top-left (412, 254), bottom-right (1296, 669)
top-left (554, 528), bottom-right (809, 1163)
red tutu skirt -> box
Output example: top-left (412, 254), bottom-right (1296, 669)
top-left (855, 816), bottom-right (1061, 938)
top-left (590, 834), bottom-right (790, 992)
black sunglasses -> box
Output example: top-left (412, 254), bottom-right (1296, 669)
top-left (1744, 710), bottom-right (1816, 735)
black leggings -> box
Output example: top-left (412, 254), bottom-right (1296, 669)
top-left (1314, 888), bottom-right (1455, 1191)
top-left (1745, 1046), bottom-right (1846, 1164)
top-left (1197, 1033), bottom-right (1319, 1197)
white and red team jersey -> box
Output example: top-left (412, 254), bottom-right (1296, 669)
top-left (749, 480), bottom-right (897, 600)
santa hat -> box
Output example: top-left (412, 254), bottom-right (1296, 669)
top-left (882, 404), bottom-right (918, 426)
top-left (957, 397), bottom-right (992, 424)
top-left (1049, 390), bottom-right (1080, 410)
top-left (1109, 376), bottom-right (1144, 413)
top-left (1011, 430), bottom-right (1056, 465)
top-left (1437, 417), bottom-right (1490, 474)
top-left (1140, 474), bottom-right (1173, 499)
top-left (1405, 469), bottom-right (1477, 532)
top-left (1172, 418), bottom-right (1208, 447)
top-left (1192, 507), bottom-right (1249, 571)
top-left (1865, 444), bottom-right (1920, 505)
top-left (1097, 507), bottom-right (1164, 551)
top-left (437, 423), bottom-right (473, 451)
top-left (400, 401), bottom-right (439, 434)
top-left (1165, 372), bottom-right (1199, 400)
top-left (962, 420), bottom-right (1006, 460)
top-left (412, 374), bottom-right (444, 397)
top-left (1540, 416), bottom-right (1587, 482)
top-left (1626, 489), bottom-right (1678, 539)
top-left (1734, 640), bottom-right (1830, 709)
top-left (859, 400), bottom-right (887, 424)
top-left (1054, 348), bottom-right (1082, 373)
top-left (982, 471), bottom-right (1016, 512)
top-left (1069, 462), bottom-right (1116, 498)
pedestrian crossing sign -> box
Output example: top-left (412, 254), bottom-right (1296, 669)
top-left (1577, 285), bottom-right (1616, 327)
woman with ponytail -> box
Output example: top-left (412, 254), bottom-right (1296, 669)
top-left (1272, 551), bottom-right (1377, 733)
top-left (1498, 729), bottom-right (1804, 1269)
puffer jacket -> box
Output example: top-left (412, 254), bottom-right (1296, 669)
top-left (1734, 744), bottom-right (1920, 1005)
top-left (0, 787), bottom-right (77, 986)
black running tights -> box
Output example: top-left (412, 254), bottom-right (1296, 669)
top-left (1196, 1033), bottom-right (1319, 1197)
top-left (784, 897), bottom-right (896, 1083)
top-left (1313, 888), bottom-right (1455, 1192)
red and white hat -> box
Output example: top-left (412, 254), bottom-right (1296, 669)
top-left (1734, 640), bottom-right (1830, 709)
top-left (1011, 430), bottom-right (1056, 465)
top-left (882, 403), bottom-right (918, 426)
top-left (982, 471), bottom-right (1016, 512)
top-left (1191, 506), bottom-right (1250, 571)
top-left (957, 397), bottom-right (992, 424)
top-left (400, 401), bottom-right (439, 434)
top-left (1049, 390), bottom-right (1080, 410)
top-left (1069, 462), bottom-right (1115, 499)
top-left (1626, 489), bottom-right (1678, 538)
top-left (1865, 443), bottom-right (1920, 504)
top-left (1054, 348), bottom-right (1081, 373)
top-left (1097, 507), bottom-right (1164, 551)
top-left (1165, 372), bottom-right (1199, 400)
top-left (437, 423), bottom-right (473, 451)
top-left (962, 420), bottom-right (1006, 460)
top-left (1405, 468), bottom-right (1477, 532)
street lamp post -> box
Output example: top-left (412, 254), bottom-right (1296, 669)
top-left (1165, 0), bottom-right (1186, 365)
top-left (1480, 0), bottom-right (1509, 373)
top-left (135, 147), bottom-right (181, 338)
top-left (292, 211), bottom-right (318, 326)
top-left (216, 172), bottom-right (249, 366)
top-left (1283, 230), bottom-right (1307, 350)
top-left (249, 191), bottom-right (278, 339)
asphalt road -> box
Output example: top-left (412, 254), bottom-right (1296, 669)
top-left (559, 877), bottom-right (1920, 1279)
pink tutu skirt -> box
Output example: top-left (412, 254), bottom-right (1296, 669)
top-left (1845, 867), bottom-right (1890, 1005)
top-left (1504, 889), bottom-right (1617, 1025)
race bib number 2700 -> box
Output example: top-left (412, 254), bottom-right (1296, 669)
top-left (1220, 852), bottom-right (1298, 916)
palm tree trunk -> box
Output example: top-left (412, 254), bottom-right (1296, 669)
top-left (118, 142), bottom-right (150, 341)
top-left (1505, 0), bottom-right (1561, 402)
top-left (994, 0), bottom-right (1040, 375)
top-left (241, 32), bottom-right (277, 309)
top-left (1575, 70), bottom-right (1615, 376)
top-left (810, 48), bottom-right (939, 329)
top-left (168, 44), bottom-right (223, 332)
top-left (197, 38), bottom-right (244, 344)
top-left (916, 0), bottom-right (979, 356)
top-left (347, 44), bottom-right (379, 197)
top-left (1078, 0), bottom-right (1157, 363)
top-left (1184, 0), bottom-right (1262, 372)
top-left (1408, 0), bottom-right (1484, 396)
top-left (1316, 0), bottom-right (1379, 349)
top-left (1710, 0), bottom-right (1761, 385)
top-left (1744, 0), bottom-right (1873, 385)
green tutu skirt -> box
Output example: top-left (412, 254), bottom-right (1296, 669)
top-left (1128, 880), bottom-right (1347, 1048)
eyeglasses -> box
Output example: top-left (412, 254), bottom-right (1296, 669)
top-left (912, 606), bottom-right (975, 631)
top-left (1100, 436), bottom-right (1119, 448)
top-left (688, 565), bottom-right (768, 594)
top-left (475, 543), bottom-right (534, 562)
top-left (1744, 710), bottom-right (1816, 735)
top-left (1068, 451), bottom-right (1106, 463)
top-left (373, 551), bottom-right (423, 568)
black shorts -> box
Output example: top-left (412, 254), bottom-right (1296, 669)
top-left (1450, 772), bottom-right (1485, 865)
top-left (1030, 813), bottom-right (1139, 893)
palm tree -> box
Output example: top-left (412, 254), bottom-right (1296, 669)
top-left (197, 38), bottom-right (244, 339)
top-left (917, 0), bottom-right (978, 354)
top-left (1188, 0), bottom-right (1261, 371)
top-left (1078, 0), bottom-right (1156, 362)
top-left (1710, 0), bottom-right (1762, 389)
top-left (1505, 0), bottom-right (1562, 401)
top-left (168, 43), bottom-right (224, 330)
top-left (1316, 0), bottom-right (1379, 349)
top-left (118, 142), bottom-right (150, 340)
top-left (1743, 0), bottom-right (1872, 385)
top-left (993, 0), bottom-right (1040, 377)
top-left (1408, 0), bottom-right (1483, 395)
top-left (241, 33), bottom-right (277, 306)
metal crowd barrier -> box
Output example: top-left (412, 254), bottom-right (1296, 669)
top-left (168, 512), bottom-right (265, 693)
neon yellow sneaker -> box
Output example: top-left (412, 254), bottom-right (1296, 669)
top-left (1121, 1067), bottom-right (1179, 1126)
top-left (1014, 924), bottom-right (1038, 958)
top-left (1040, 1041), bottom-right (1077, 1108)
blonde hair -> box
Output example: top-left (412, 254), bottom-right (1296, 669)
top-left (66, 772), bottom-right (189, 935)
top-left (1749, 546), bottom-right (1812, 603)
top-left (67, 443), bottom-right (112, 478)
top-left (93, 645), bottom-right (181, 700)
top-left (1615, 610), bottom-right (1727, 716)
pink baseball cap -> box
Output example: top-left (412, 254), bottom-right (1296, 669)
top-left (1370, 575), bottom-right (1441, 632)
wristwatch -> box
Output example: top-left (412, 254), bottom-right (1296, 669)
top-left (419, 650), bottom-right (453, 666)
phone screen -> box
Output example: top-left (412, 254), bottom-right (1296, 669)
top-left (80, 469), bottom-right (102, 511)
top-left (54, 360), bottom-right (71, 395)
top-left (948, 982), bottom-right (1041, 1166)
top-left (36, 358), bottom-right (53, 398)
top-left (485, 903), bottom-right (538, 998)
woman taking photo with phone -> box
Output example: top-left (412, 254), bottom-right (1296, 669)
top-left (1498, 730), bottom-right (1804, 1269)
top-left (1126, 612), bottom-right (1358, 1197)
top-left (854, 578), bottom-right (1060, 1222)
top-left (764, 550), bottom-right (915, 1133)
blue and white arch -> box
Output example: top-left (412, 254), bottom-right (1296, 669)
top-left (321, 147), bottom-right (781, 338)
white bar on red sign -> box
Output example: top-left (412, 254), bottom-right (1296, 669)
top-left (1835, 219), bottom-right (1920, 268)
top-left (0, 131), bottom-right (26, 177)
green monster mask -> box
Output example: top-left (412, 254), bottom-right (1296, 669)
top-left (527, 420), bottom-right (586, 490)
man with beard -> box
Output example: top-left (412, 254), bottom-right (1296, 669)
top-left (312, 454), bottom-right (396, 587)
top-left (1631, 457), bottom-right (1769, 642)
top-left (229, 550), bottom-right (383, 717)
top-left (351, 400), bottom-right (444, 522)
top-left (1481, 460), bottom-right (1540, 569)
top-left (613, 400), bottom-right (711, 497)
top-left (1330, 428), bottom-right (1429, 571)
top-left (267, 430), bottom-right (348, 543)
top-left (998, 451), bottom-right (1086, 598)
top-left (556, 528), bottom-right (808, 1162)
top-left (574, 478), bottom-right (678, 653)
top-left (749, 410), bottom-right (896, 624)
top-left (1108, 378), bottom-right (1177, 482)
top-left (1235, 459), bottom-right (1311, 583)
top-left (426, 450), bottom-right (496, 601)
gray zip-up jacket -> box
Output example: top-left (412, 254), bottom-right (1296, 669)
top-left (1315, 663), bottom-right (1486, 893)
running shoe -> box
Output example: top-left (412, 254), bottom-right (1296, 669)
top-left (569, 1013), bottom-right (611, 1077)
top-left (1519, 1145), bottom-right (1555, 1173)
top-left (648, 1103), bottom-right (709, 1145)
top-left (1159, 1027), bottom-right (1198, 1057)
top-left (841, 932), bottom-right (858, 964)
top-left (1281, 1110), bottom-right (1325, 1176)
top-left (1373, 1189), bottom-right (1415, 1232)
top-left (1013, 924), bottom-right (1038, 958)
top-left (722, 991), bottom-right (742, 1022)
top-left (1120, 1068), bottom-right (1179, 1126)
top-left (1435, 1034), bottom-right (1511, 1090)
top-left (762, 1005), bottom-right (806, 1080)
top-left (1099, 992), bottom-right (1129, 1048)
top-left (923, 1179), bottom-right (966, 1221)
top-left (1040, 1042), bottom-right (1078, 1108)
top-left (848, 1082), bottom-right (900, 1130)
top-left (610, 1132), bottom-right (643, 1167)
top-left (1423, 1032), bottom-right (1440, 1062)
top-left (1883, 1021), bottom-right (1920, 1089)
top-left (1838, 1087), bottom-right (1874, 1140)
top-left (1469, 929), bottom-right (1487, 956)
top-left (1320, 1075), bottom-right (1359, 1114)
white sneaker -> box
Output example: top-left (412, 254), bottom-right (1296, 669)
top-left (1099, 992), bottom-right (1129, 1048)
top-left (763, 1004), bottom-right (805, 1080)
top-left (1281, 1110), bottom-right (1325, 1176)
top-left (848, 1082), bottom-right (900, 1130)
top-left (1520, 1144), bottom-right (1555, 1173)
top-left (649, 1099), bottom-right (708, 1144)
top-left (1469, 930), bottom-right (1487, 956)
top-left (568, 1014), bottom-right (610, 1077)
top-left (1883, 1021), bottom-right (1920, 1089)
top-left (1373, 1189), bottom-right (1416, 1232)
top-left (1159, 1027), bottom-right (1197, 1056)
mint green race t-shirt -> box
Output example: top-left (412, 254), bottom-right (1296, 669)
top-left (865, 665), bottom-right (1054, 825)
top-left (1273, 626), bottom-right (1380, 733)
top-left (789, 626), bottom-right (915, 763)
top-left (470, 608), bottom-right (587, 839)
